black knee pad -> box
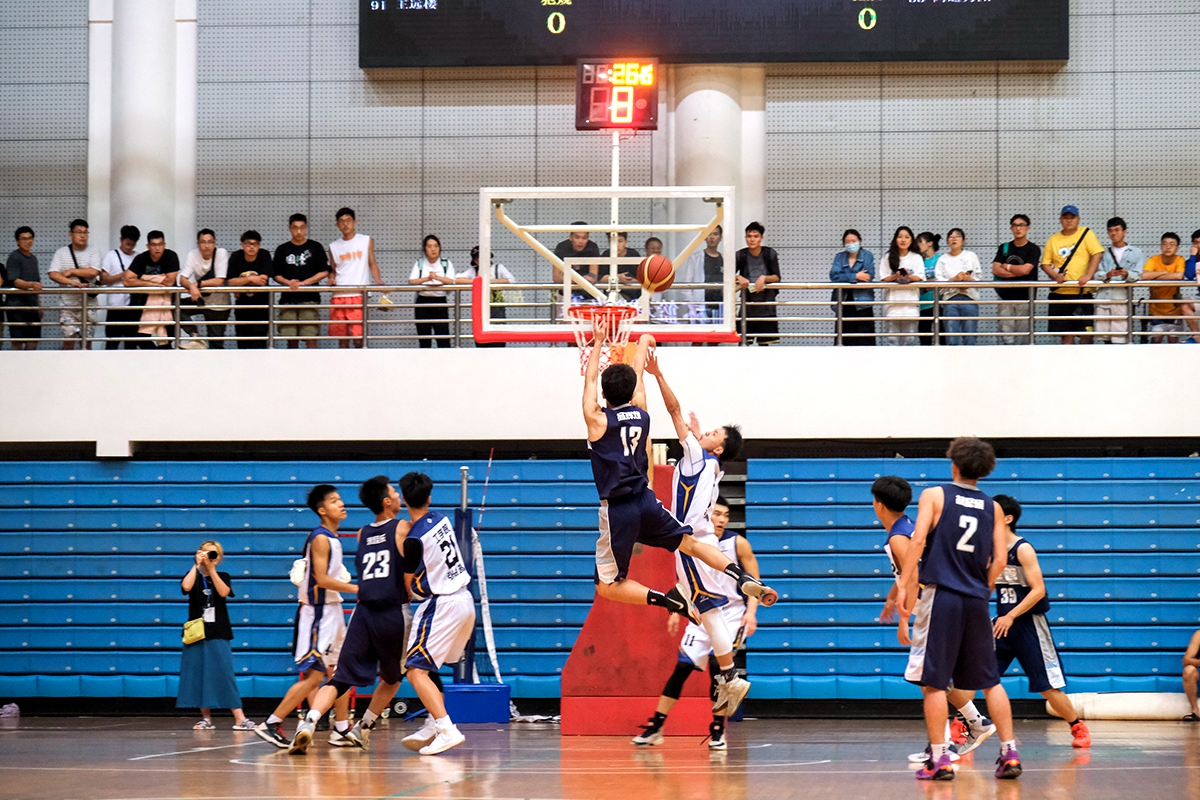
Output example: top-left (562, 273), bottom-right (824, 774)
top-left (331, 680), bottom-right (354, 699)
top-left (662, 662), bottom-right (699, 700)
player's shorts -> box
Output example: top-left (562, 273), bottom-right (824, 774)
top-left (676, 537), bottom-right (731, 615)
top-left (329, 295), bottom-right (363, 339)
top-left (294, 602), bottom-right (346, 673)
top-left (405, 587), bottom-right (476, 672)
top-left (904, 585), bottom-right (1000, 691)
top-left (595, 487), bottom-right (690, 584)
top-left (332, 602), bottom-right (412, 688)
top-left (679, 602), bottom-right (747, 670)
top-left (994, 613), bottom-right (1066, 694)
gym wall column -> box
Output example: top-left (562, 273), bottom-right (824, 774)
top-left (87, 0), bottom-right (114, 245)
top-left (102, 0), bottom-right (197, 249)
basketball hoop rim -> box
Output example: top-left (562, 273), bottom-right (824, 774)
top-left (566, 304), bottom-right (638, 322)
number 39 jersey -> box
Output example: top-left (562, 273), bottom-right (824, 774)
top-left (995, 538), bottom-right (1051, 617)
top-left (407, 510), bottom-right (471, 601)
top-left (920, 483), bottom-right (995, 600)
top-left (588, 404), bottom-right (650, 501)
top-left (354, 518), bottom-right (409, 606)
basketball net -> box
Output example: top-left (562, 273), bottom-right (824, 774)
top-left (567, 304), bottom-right (636, 377)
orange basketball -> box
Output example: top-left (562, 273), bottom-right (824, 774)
top-left (637, 254), bottom-right (674, 292)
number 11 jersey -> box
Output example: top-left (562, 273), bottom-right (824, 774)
top-left (407, 510), bottom-right (470, 600)
top-left (588, 403), bottom-right (650, 501)
top-left (920, 483), bottom-right (995, 600)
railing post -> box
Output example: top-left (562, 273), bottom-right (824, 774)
top-left (931, 291), bottom-right (940, 347)
top-left (80, 289), bottom-right (89, 350)
top-left (267, 289), bottom-right (276, 348)
top-left (453, 286), bottom-right (462, 348)
top-left (1027, 286), bottom-right (1036, 345)
top-left (360, 289), bottom-right (369, 348)
top-left (738, 288), bottom-right (748, 346)
top-left (1126, 290), bottom-right (1135, 344)
top-left (173, 291), bottom-right (182, 349)
top-left (834, 288), bottom-right (844, 346)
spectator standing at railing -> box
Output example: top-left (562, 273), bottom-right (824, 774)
top-left (735, 222), bottom-right (781, 345)
top-left (408, 234), bottom-right (456, 349)
top-left (915, 232), bottom-right (941, 346)
top-left (877, 226), bottom-right (924, 346)
top-left (48, 219), bottom-right (102, 350)
top-left (274, 213), bottom-right (330, 350)
top-left (1093, 218), bottom-right (1143, 345)
top-left (553, 224), bottom-right (600, 293)
top-left (934, 228), bottom-right (981, 346)
top-left (328, 208), bottom-right (381, 349)
top-left (829, 229), bottom-right (875, 346)
top-left (991, 215), bottom-right (1041, 345)
top-left (178, 229), bottom-right (229, 350)
top-left (122, 231), bottom-right (180, 349)
top-left (600, 231), bottom-right (641, 301)
top-left (1142, 232), bottom-right (1189, 344)
top-left (1178, 229), bottom-right (1200, 343)
top-left (99, 225), bottom-right (139, 349)
top-left (456, 245), bottom-right (513, 349)
top-left (1040, 206), bottom-right (1103, 345)
top-left (226, 231), bottom-right (273, 350)
top-left (5, 227), bottom-right (42, 350)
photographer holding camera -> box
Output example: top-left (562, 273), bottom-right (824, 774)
top-left (178, 540), bottom-right (255, 730)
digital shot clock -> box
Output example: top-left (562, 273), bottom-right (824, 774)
top-left (574, 59), bottom-right (659, 131)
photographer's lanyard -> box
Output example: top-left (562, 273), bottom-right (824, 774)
top-left (200, 574), bottom-right (216, 623)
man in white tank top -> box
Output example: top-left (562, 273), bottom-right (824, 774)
top-left (328, 207), bottom-right (381, 348)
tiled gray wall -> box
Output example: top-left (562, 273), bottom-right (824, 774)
top-left (197, 0), bottom-right (655, 345)
top-left (0, 0), bottom-right (88, 270)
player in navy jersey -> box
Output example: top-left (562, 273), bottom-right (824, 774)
top-left (992, 495), bottom-right (1090, 748)
top-left (872, 475), bottom-right (996, 764)
top-left (896, 438), bottom-right (1022, 781)
top-left (582, 317), bottom-right (777, 620)
top-left (288, 476), bottom-right (412, 754)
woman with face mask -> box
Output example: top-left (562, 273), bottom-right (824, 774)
top-left (828, 229), bottom-right (876, 345)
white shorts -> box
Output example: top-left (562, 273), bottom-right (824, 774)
top-left (679, 602), bottom-right (747, 670)
top-left (405, 587), bottom-right (476, 672)
top-left (294, 602), bottom-right (346, 673)
top-left (59, 305), bottom-right (97, 338)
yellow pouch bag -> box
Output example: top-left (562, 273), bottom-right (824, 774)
top-left (182, 617), bottom-right (205, 645)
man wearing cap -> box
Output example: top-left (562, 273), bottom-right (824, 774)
top-left (1040, 206), bottom-right (1103, 345)
top-left (456, 246), bottom-right (514, 348)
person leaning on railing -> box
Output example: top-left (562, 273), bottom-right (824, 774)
top-left (933, 228), bottom-right (981, 346)
top-left (47, 219), bottom-right (101, 351)
top-left (122, 231), bottom-right (179, 350)
top-left (99, 225), bottom-right (141, 349)
top-left (4, 227), bottom-right (42, 350)
top-left (273, 213), bottom-right (329, 350)
top-left (991, 215), bottom-right (1040, 346)
top-left (829, 229), bottom-right (875, 346)
top-left (735, 221), bottom-right (781, 345)
top-left (226, 231), bottom-right (272, 350)
top-left (915, 232), bottom-right (941, 346)
top-left (409, 234), bottom-right (455, 349)
top-left (1040, 206), bottom-right (1103, 346)
top-left (1142, 232), bottom-right (1190, 344)
top-left (1093, 218), bottom-right (1143, 345)
top-left (878, 226), bottom-right (924, 346)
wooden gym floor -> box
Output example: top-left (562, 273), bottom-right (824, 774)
top-left (2, 716), bottom-right (1197, 799)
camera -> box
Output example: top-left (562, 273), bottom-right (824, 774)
top-left (206, 550), bottom-right (219, 561)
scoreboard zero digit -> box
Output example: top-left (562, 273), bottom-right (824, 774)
top-left (575, 59), bottom-right (659, 131)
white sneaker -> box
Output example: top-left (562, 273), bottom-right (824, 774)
top-left (328, 727), bottom-right (357, 747)
top-left (402, 717), bottom-right (438, 752)
top-left (631, 725), bottom-right (664, 746)
top-left (712, 675), bottom-right (751, 716)
top-left (708, 722), bottom-right (727, 750)
top-left (288, 720), bottom-right (315, 754)
top-left (957, 717), bottom-right (996, 756)
top-left (419, 724), bottom-right (465, 755)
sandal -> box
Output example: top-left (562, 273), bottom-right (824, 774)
top-left (193, 718), bottom-right (214, 730)
top-left (1182, 713), bottom-right (1199, 722)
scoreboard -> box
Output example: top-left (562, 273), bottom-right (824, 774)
top-left (360, 0), bottom-right (1069, 68)
top-left (574, 60), bottom-right (658, 131)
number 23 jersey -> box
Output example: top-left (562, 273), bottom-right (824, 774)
top-left (405, 510), bottom-right (471, 600)
top-left (354, 518), bottom-right (409, 606)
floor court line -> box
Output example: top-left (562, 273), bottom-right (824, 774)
top-left (128, 740), bottom-right (266, 760)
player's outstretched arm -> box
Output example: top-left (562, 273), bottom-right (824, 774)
top-left (994, 541), bottom-right (1046, 638)
top-left (736, 536), bottom-right (761, 637)
top-left (631, 333), bottom-right (655, 411)
top-left (582, 316), bottom-right (608, 442)
top-left (644, 349), bottom-right (689, 441)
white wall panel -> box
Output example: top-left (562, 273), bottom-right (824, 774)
top-left (423, 79), bottom-right (536, 137)
top-left (998, 72), bottom-right (1114, 131)
top-left (1116, 15), bottom-right (1200, 71)
top-left (1113, 188), bottom-right (1200, 246)
top-left (0, 141), bottom-right (87, 196)
top-left (198, 138), bottom-right (309, 195)
top-left (1065, 15), bottom-right (1116, 72)
top-left (766, 190), bottom-right (882, 248)
top-left (882, 190), bottom-right (998, 244)
top-left (882, 132), bottom-right (997, 189)
top-left (0, 29), bottom-right (87, 83)
top-left (199, 26), bottom-right (308, 83)
top-left (766, 75), bottom-right (881, 133)
top-left (310, 80), bottom-right (422, 137)
top-left (1116, 130), bottom-right (1200, 186)
top-left (200, 0), bottom-right (309, 25)
top-left (308, 194), bottom-right (421, 253)
top-left (1114, 72), bottom-right (1200, 128)
top-left (423, 136), bottom-right (537, 192)
top-left (0, 0), bottom-right (87, 27)
top-left (310, 137), bottom-right (421, 194)
top-left (0, 85), bottom-right (88, 139)
top-left (767, 133), bottom-right (880, 191)
top-left (882, 74), bottom-right (997, 131)
top-left (199, 82), bottom-right (309, 138)
top-left (195, 194), bottom-right (310, 251)
top-left (999, 130), bottom-right (1114, 187)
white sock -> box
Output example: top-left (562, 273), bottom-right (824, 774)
top-left (1001, 739), bottom-right (1016, 754)
top-left (305, 709), bottom-right (321, 724)
top-left (334, 719), bottom-right (349, 733)
top-left (699, 608), bottom-right (734, 662)
top-left (266, 714), bottom-right (282, 725)
top-left (958, 701), bottom-right (983, 725)
top-left (362, 709), bottom-right (379, 728)
top-left (434, 715), bottom-right (452, 732)
top-left (931, 742), bottom-right (948, 760)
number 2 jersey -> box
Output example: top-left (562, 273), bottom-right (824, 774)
top-left (995, 538), bottom-right (1051, 618)
top-left (355, 518), bottom-right (409, 606)
top-left (404, 510), bottom-right (471, 601)
top-left (588, 404), bottom-right (650, 501)
top-left (920, 483), bottom-right (995, 600)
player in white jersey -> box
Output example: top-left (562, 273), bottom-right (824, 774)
top-left (633, 498), bottom-right (762, 750)
top-left (254, 485), bottom-right (358, 748)
top-left (643, 351), bottom-right (752, 718)
top-left (398, 471), bottom-right (476, 756)
top-left (327, 207), bottom-right (381, 349)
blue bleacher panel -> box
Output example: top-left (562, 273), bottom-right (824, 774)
top-left (3, 457), bottom-right (1197, 701)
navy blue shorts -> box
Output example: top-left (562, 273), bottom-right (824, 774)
top-left (594, 487), bottom-right (690, 584)
top-left (995, 613), bottom-right (1066, 693)
top-left (904, 585), bottom-right (1000, 691)
top-left (331, 602), bottom-right (408, 688)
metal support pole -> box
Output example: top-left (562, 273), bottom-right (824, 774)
top-left (835, 289), bottom-right (844, 346)
top-left (453, 288), bottom-right (462, 347)
top-left (266, 290), bottom-right (276, 348)
top-left (930, 292), bottom-right (940, 347)
top-left (1126, 291), bottom-right (1135, 344)
top-left (609, 129), bottom-right (620, 300)
top-left (80, 290), bottom-right (89, 350)
top-left (360, 291), bottom-right (369, 348)
top-left (738, 288), bottom-right (748, 346)
top-left (460, 465), bottom-right (470, 510)
top-left (173, 292), bottom-right (182, 348)
top-left (1028, 287), bottom-right (1036, 344)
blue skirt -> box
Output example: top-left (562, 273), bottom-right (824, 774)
top-left (177, 638), bottom-right (242, 710)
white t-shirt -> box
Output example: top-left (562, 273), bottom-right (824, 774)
top-left (878, 251), bottom-right (925, 315)
top-left (100, 248), bottom-right (136, 307)
top-left (180, 248), bottom-right (229, 286)
top-left (934, 250), bottom-right (982, 301)
top-left (49, 245), bottom-right (102, 308)
top-left (1110, 245), bottom-right (1128, 263)
top-left (456, 262), bottom-right (514, 282)
top-left (410, 258), bottom-right (456, 298)
top-left (329, 233), bottom-right (372, 297)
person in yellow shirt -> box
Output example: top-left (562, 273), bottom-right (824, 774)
top-left (1142, 233), bottom-right (1187, 343)
top-left (1040, 206), bottom-right (1104, 345)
